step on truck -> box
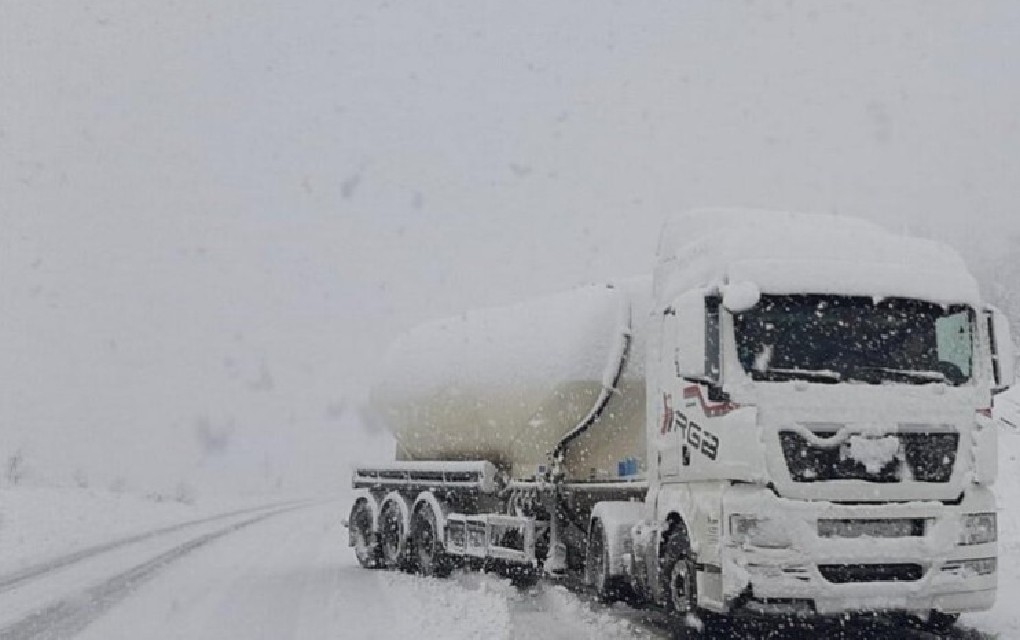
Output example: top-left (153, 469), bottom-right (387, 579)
top-left (346, 209), bottom-right (1014, 635)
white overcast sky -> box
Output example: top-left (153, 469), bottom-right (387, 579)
top-left (2, 1), bottom-right (1019, 491)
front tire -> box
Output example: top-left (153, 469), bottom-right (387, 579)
top-left (661, 526), bottom-right (718, 639)
top-left (926, 611), bottom-right (960, 632)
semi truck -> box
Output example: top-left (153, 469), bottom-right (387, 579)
top-left (346, 209), bottom-right (1014, 635)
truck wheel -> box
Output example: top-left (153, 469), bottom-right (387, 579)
top-left (349, 499), bottom-right (381, 569)
top-left (926, 611), bottom-right (960, 632)
top-left (587, 519), bottom-right (627, 603)
top-left (379, 500), bottom-right (408, 570)
top-left (661, 527), bottom-right (711, 639)
top-left (507, 565), bottom-right (540, 589)
top-left (411, 502), bottom-right (452, 578)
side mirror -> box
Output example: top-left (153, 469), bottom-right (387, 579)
top-left (986, 305), bottom-right (1015, 393)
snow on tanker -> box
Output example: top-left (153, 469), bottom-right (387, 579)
top-left (345, 209), bottom-right (1015, 636)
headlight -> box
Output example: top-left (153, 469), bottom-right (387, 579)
top-left (941, 557), bottom-right (996, 577)
top-left (729, 515), bottom-right (792, 549)
top-left (959, 513), bottom-right (997, 545)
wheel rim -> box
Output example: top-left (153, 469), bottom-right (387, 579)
top-left (669, 557), bottom-right (692, 614)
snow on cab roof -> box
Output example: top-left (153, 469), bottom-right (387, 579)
top-left (655, 208), bottom-right (980, 307)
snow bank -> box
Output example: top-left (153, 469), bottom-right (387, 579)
top-left (369, 571), bottom-right (512, 639)
top-left (335, 567), bottom-right (650, 640)
top-left (656, 209), bottom-right (980, 306)
top-left (510, 582), bottom-right (648, 639)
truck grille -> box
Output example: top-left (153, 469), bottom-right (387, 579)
top-left (818, 563), bottom-right (924, 584)
top-left (779, 431), bottom-right (958, 483)
top-left (817, 518), bottom-right (927, 539)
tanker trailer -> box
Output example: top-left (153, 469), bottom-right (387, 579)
top-left (347, 280), bottom-right (650, 577)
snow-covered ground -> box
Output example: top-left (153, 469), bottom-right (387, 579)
top-left (0, 486), bottom-right (293, 576)
top-left (0, 498), bottom-right (651, 640)
top-left (3, 397), bottom-right (1020, 639)
top-left (74, 503), bottom-right (649, 640)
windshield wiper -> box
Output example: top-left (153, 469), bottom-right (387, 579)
top-left (854, 366), bottom-right (946, 383)
top-left (755, 367), bottom-right (842, 383)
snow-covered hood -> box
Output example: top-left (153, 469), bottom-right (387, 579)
top-left (740, 382), bottom-right (994, 503)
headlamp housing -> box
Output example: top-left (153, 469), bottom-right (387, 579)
top-left (959, 513), bottom-right (997, 546)
top-left (729, 514), bottom-right (793, 549)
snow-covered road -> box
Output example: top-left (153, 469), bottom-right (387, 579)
top-left (0, 498), bottom-right (1008, 639)
top-left (0, 501), bottom-right (647, 640)
top-left (0, 499), bottom-right (1005, 640)
top-left (0, 498), bottom-right (1001, 640)
top-left (44, 502), bottom-right (652, 640)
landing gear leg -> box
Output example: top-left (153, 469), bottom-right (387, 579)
top-left (543, 489), bottom-right (567, 576)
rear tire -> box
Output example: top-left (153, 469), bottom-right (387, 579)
top-left (411, 502), bottom-right (452, 578)
top-left (587, 519), bottom-right (628, 603)
top-left (349, 500), bottom-right (382, 569)
top-left (379, 499), bottom-right (408, 570)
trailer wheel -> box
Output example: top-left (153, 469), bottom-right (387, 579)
top-left (661, 526), bottom-right (717, 639)
top-left (349, 499), bottom-right (382, 569)
top-left (411, 502), bottom-right (452, 578)
top-left (587, 519), bottom-right (628, 603)
top-left (379, 499), bottom-right (409, 570)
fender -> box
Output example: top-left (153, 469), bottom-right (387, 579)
top-left (655, 483), bottom-right (700, 556)
top-left (656, 482), bottom-right (727, 576)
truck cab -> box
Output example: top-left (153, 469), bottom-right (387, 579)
top-left (617, 210), bottom-right (1014, 627)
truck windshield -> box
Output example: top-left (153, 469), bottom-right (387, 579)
top-left (733, 295), bottom-right (974, 386)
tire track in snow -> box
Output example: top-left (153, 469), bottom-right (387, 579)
top-left (0, 500), bottom-right (305, 594)
top-left (0, 505), bottom-right (305, 640)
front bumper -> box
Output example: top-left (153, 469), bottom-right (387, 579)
top-left (719, 486), bottom-right (997, 616)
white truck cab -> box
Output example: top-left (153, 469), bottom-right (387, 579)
top-left (620, 209), bottom-right (1013, 626)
